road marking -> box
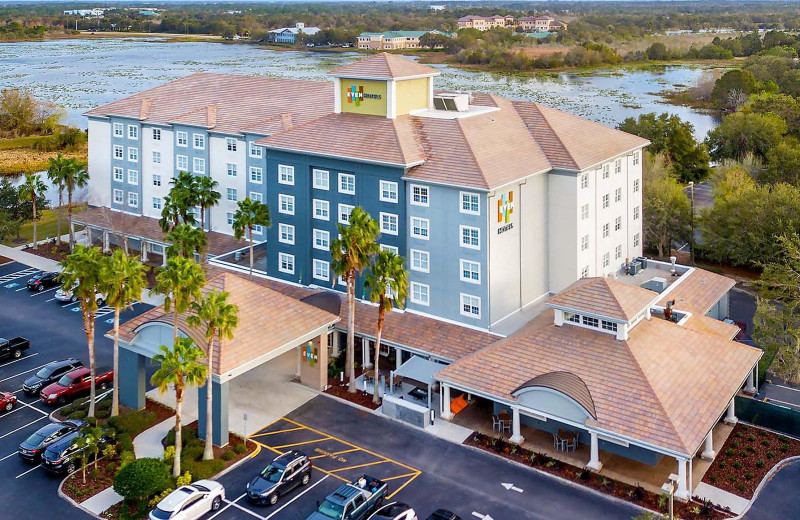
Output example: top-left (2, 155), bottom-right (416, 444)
top-left (249, 442), bottom-right (261, 458)
top-left (30, 287), bottom-right (58, 297)
top-left (45, 297), bottom-right (57, 302)
top-left (251, 440), bottom-right (349, 484)
top-left (382, 471), bottom-right (419, 482)
top-left (208, 493), bottom-right (247, 520)
top-left (16, 287), bottom-right (28, 292)
top-left (263, 474), bottom-right (329, 520)
top-left (270, 437), bottom-right (332, 450)
top-left (0, 451), bottom-right (19, 462)
top-left (15, 465), bottom-right (41, 479)
top-left (328, 460), bottom-right (389, 473)
top-left (770, 384), bottom-right (800, 393)
top-left (250, 426), bottom-right (305, 438)
top-left (764, 397), bottom-right (800, 410)
top-left (3, 362), bottom-right (50, 381)
top-left (227, 500), bottom-right (263, 519)
top-left (386, 471), bottom-right (421, 499)
top-left (0, 415), bottom-right (47, 439)
top-left (0, 353), bottom-right (39, 369)
top-left (4, 282), bottom-right (19, 288)
top-left (61, 301), bottom-right (80, 308)
top-left (472, 513), bottom-right (495, 520)
top-left (501, 482), bottom-right (523, 493)
top-left (0, 268), bottom-right (39, 284)
top-left (309, 447), bottom-right (360, 460)
top-left (17, 400), bottom-right (49, 416)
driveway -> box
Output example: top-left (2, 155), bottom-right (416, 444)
top-left (741, 459), bottom-right (800, 520)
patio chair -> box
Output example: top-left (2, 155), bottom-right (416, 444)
top-left (491, 414), bottom-right (501, 432)
top-left (553, 432), bottom-right (566, 451)
top-left (564, 435), bottom-right (577, 452)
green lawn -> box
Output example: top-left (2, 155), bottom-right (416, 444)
top-left (0, 135), bottom-right (46, 150)
top-left (2, 206), bottom-right (86, 246)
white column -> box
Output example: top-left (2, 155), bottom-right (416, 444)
top-left (395, 347), bottom-right (402, 371)
top-left (102, 231), bottom-right (110, 253)
top-left (362, 340), bottom-right (370, 369)
top-left (86, 227), bottom-right (92, 245)
top-left (724, 399), bottom-right (738, 425)
top-left (509, 407), bottom-right (524, 445)
top-left (675, 459), bottom-right (689, 500)
top-left (161, 245), bottom-right (167, 267)
top-left (745, 368), bottom-right (756, 394)
top-left (701, 431), bottom-right (716, 460)
top-left (441, 384), bottom-right (453, 420)
top-left (296, 346), bottom-right (302, 378)
top-left (587, 432), bottom-right (603, 471)
top-left (141, 242), bottom-right (149, 262)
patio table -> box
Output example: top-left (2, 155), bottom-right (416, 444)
top-left (364, 370), bottom-right (376, 384)
top-left (498, 411), bottom-right (512, 433)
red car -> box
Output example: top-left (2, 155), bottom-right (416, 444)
top-left (0, 391), bottom-right (17, 412)
top-left (40, 366), bottom-right (113, 405)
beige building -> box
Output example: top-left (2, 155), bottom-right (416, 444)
top-left (357, 30), bottom-right (431, 50)
top-left (457, 14), bottom-right (514, 31)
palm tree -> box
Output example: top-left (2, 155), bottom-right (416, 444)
top-left (159, 172), bottom-right (200, 233)
top-left (188, 290), bottom-right (239, 460)
top-left (63, 160), bottom-right (88, 250)
top-left (166, 223), bottom-right (207, 259)
top-left (151, 338), bottom-right (208, 477)
top-left (99, 250), bottom-right (147, 417)
top-left (232, 198), bottom-right (271, 275)
top-left (196, 176), bottom-right (221, 232)
top-left (330, 207), bottom-right (379, 393)
top-left (18, 173), bottom-right (47, 249)
top-left (152, 256), bottom-right (206, 344)
top-left (46, 153), bottom-right (70, 246)
top-left (363, 251), bottom-right (408, 404)
top-left (60, 245), bottom-right (104, 418)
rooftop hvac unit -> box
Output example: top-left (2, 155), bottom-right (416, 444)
top-left (433, 93), bottom-right (469, 112)
top-left (628, 261), bottom-right (641, 276)
top-left (640, 277), bottom-right (667, 293)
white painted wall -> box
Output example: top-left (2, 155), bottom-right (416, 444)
top-left (548, 171), bottom-right (579, 293)
top-left (208, 135), bottom-right (246, 234)
top-left (87, 119), bottom-right (111, 207)
top-left (141, 126), bottom-right (173, 219)
top-left (627, 150), bottom-right (644, 261)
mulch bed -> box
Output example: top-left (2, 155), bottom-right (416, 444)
top-left (702, 423), bottom-right (800, 498)
top-left (324, 377), bottom-right (382, 410)
top-left (26, 241), bottom-right (71, 261)
top-left (142, 399), bottom-right (175, 425)
top-left (61, 458), bottom-right (116, 503)
top-left (466, 432), bottom-right (733, 519)
top-left (0, 255), bottom-right (11, 264)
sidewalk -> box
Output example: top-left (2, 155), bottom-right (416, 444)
top-left (694, 481), bottom-right (750, 515)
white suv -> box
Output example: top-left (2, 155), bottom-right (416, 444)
top-left (149, 481), bottom-right (225, 520)
top-left (54, 284), bottom-right (106, 306)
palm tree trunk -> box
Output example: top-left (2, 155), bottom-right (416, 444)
top-left (68, 188), bottom-right (74, 250)
top-left (373, 305), bottom-right (385, 404)
top-left (173, 296), bottom-right (179, 346)
top-left (174, 385), bottom-right (183, 477)
top-left (249, 226), bottom-right (254, 275)
top-left (32, 193), bottom-right (38, 249)
top-left (86, 308), bottom-right (96, 418)
top-left (111, 306), bottom-right (121, 417)
top-left (57, 186), bottom-right (63, 246)
top-left (347, 270), bottom-right (356, 393)
top-left (203, 335), bottom-right (214, 461)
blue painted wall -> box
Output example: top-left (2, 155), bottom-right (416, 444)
top-left (109, 116), bottom-right (142, 215)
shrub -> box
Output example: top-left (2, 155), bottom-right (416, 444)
top-left (164, 426), bottom-right (198, 448)
top-left (117, 433), bottom-right (133, 454)
top-left (96, 409), bottom-right (109, 419)
top-left (719, 461), bottom-right (727, 469)
top-left (780, 443), bottom-right (789, 453)
top-left (182, 458), bottom-right (224, 480)
top-left (735, 431), bottom-right (744, 438)
top-left (221, 450), bottom-right (236, 461)
top-left (741, 424), bottom-right (750, 431)
top-left (113, 458), bottom-right (171, 502)
top-left (740, 450), bottom-right (749, 458)
top-left (176, 471), bottom-right (192, 487)
top-left (233, 443), bottom-right (246, 455)
top-left (109, 409), bottom-right (158, 436)
top-left (757, 459), bottom-right (765, 467)
top-left (732, 461), bottom-right (742, 469)
top-left (731, 441), bottom-right (740, 449)
top-left (163, 445), bottom-right (175, 462)
top-left (738, 483), bottom-right (747, 492)
top-left (69, 411), bottom-right (87, 420)
top-left (148, 488), bottom-right (173, 509)
top-left (748, 434), bottom-right (757, 442)
top-left (762, 439), bottom-right (771, 447)
top-left (531, 452), bottom-right (548, 466)
top-left (726, 448), bottom-right (735, 456)
top-left (767, 450), bottom-right (775, 459)
top-left (632, 484), bottom-right (645, 501)
top-left (728, 475), bottom-right (737, 482)
top-left (709, 475), bottom-right (718, 483)
top-left (118, 450), bottom-right (135, 471)
top-left (747, 446), bottom-right (756, 453)
top-left (759, 428), bottom-right (768, 437)
top-left (778, 435), bottom-right (789, 442)
top-left (745, 472), bottom-right (754, 480)
top-left (182, 442), bottom-right (204, 462)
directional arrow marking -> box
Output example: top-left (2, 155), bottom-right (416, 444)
top-left (472, 513), bottom-right (494, 520)
top-left (501, 482), bottom-right (523, 493)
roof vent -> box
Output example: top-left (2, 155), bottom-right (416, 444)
top-left (433, 93), bottom-right (469, 112)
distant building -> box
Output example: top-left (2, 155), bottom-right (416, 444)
top-left (517, 15), bottom-right (567, 33)
top-left (457, 15), bottom-right (515, 31)
top-left (429, 5), bottom-right (446, 11)
top-left (357, 30), bottom-right (433, 50)
top-left (63, 8), bottom-right (106, 18)
top-left (268, 22), bottom-right (321, 44)
top-left (138, 10), bottom-right (158, 17)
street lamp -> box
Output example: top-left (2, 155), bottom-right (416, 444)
top-left (661, 475), bottom-right (678, 520)
top-left (688, 181), bottom-right (695, 266)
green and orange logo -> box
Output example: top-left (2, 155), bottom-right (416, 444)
top-left (498, 191), bottom-right (514, 224)
top-left (347, 85), bottom-right (364, 106)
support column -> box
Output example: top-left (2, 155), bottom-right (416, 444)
top-left (441, 384), bottom-right (453, 420)
top-left (296, 346), bottom-right (302, 378)
top-left (362, 340), bottom-right (371, 369)
top-left (587, 432), bottom-right (603, 471)
top-left (141, 242), bottom-right (149, 262)
top-left (675, 459), bottom-right (689, 500)
top-left (745, 368), bottom-right (756, 394)
top-left (724, 399), bottom-right (738, 425)
top-left (198, 379), bottom-right (229, 447)
top-left (119, 348), bottom-right (146, 410)
top-left (701, 431), bottom-right (716, 460)
top-left (509, 407), bottom-right (524, 445)
top-left (161, 245), bottom-right (167, 267)
top-left (395, 347), bottom-right (402, 371)
top-left (102, 231), bottom-right (110, 253)
top-left (86, 227), bottom-right (92, 245)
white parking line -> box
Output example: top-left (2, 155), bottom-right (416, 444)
top-left (228, 501), bottom-right (264, 519)
top-left (0, 451), bottom-right (18, 462)
top-left (771, 384), bottom-right (800, 393)
top-left (0, 353), bottom-right (39, 369)
top-left (15, 465), bottom-right (40, 479)
top-left (3, 362), bottom-right (50, 381)
top-left (209, 493), bottom-right (249, 520)
top-left (45, 297), bottom-right (57, 302)
top-left (0, 268), bottom-right (39, 284)
top-left (263, 475), bottom-right (329, 520)
top-left (0, 415), bottom-right (47, 440)
top-left (15, 287), bottom-right (28, 292)
top-left (30, 287), bottom-right (59, 297)
top-left (17, 400), bottom-right (48, 416)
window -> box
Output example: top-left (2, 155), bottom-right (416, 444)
top-left (581, 265), bottom-right (589, 278)
top-left (380, 180), bottom-right (398, 203)
top-left (410, 282), bottom-right (430, 306)
top-left (634, 233), bottom-right (640, 247)
top-left (339, 173), bottom-right (355, 195)
top-left (615, 244), bottom-right (622, 259)
top-left (152, 151), bottom-right (161, 164)
top-left (313, 169), bottom-right (329, 190)
top-left (226, 137), bottom-right (237, 151)
top-left (615, 216), bottom-right (621, 231)
top-left (602, 193), bottom-right (609, 209)
top-left (226, 163), bottom-right (237, 177)
top-left (410, 217), bottom-right (429, 240)
top-left (127, 169), bottom-right (138, 185)
top-left (603, 252), bottom-right (610, 267)
top-left (193, 157), bottom-right (205, 174)
top-left (615, 187), bottom-right (622, 203)
top-left (633, 206), bottom-right (640, 220)
top-left (152, 197), bottom-right (162, 210)
top-left (380, 244), bottom-right (399, 254)
top-left (153, 174), bottom-right (161, 187)
top-left (279, 194), bottom-right (294, 215)
top-left (193, 133), bottom-right (205, 149)
top-left (410, 250), bottom-right (430, 273)
top-left (460, 259), bottom-right (480, 283)
top-left (127, 147), bottom-right (138, 162)
top-left (582, 316), bottom-right (599, 328)
top-left (278, 164), bottom-right (294, 185)
top-left (249, 143), bottom-right (263, 158)
top-left (113, 189), bottom-right (123, 204)
top-left (581, 204), bottom-right (589, 220)
top-left (113, 167), bottom-right (123, 182)
top-left (313, 229), bottom-right (330, 250)
top-left (602, 320), bottom-right (618, 332)
top-left (339, 204), bottom-right (355, 225)
top-left (249, 192), bottom-right (263, 203)
top-left (633, 179), bottom-right (640, 193)
top-left (226, 188), bottom-right (237, 201)
top-left (380, 213), bottom-right (398, 235)
top-left (128, 125), bottom-right (138, 140)
top-left (313, 259), bottom-right (329, 281)
top-left (152, 128), bottom-right (161, 141)
top-left (581, 173), bottom-right (589, 189)
top-left (113, 123), bottom-right (123, 137)
top-left (176, 155), bottom-right (188, 171)
top-left (176, 131), bottom-right (188, 147)
top-left (226, 212), bottom-right (234, 225)
top-left (460, 294), bottom-right (481, 319)
top-left (580, 235), bottom-right (589, 251)
top-left (460, 192), bottom-right (480, 214)
top-left (615, 158), bottom-right (622, 174)
top-left (411, 184), bottom-right (429, 206)
top-left (602, 223), bottom-right (609, 238)
top-left (127, 192), bottom-right (138, 208)
top-left (602, 163), bottom-right (610, 179)
top-left (113, 145), bottom-right (123, 159)
top-left (278, 253), bottom-right (295, 274)
top-left (249, 166), bottom-right (263, 183)
top-left (633, 151), bottom-right (640, 165)
top-left (565, 312), bottom-right (580, 323)
top-left (278, 223), bottom-right (295, 245)
top-left (313, 199), bottom-right (330, 221)
top-left (460, 226), bottom-right (480, 249)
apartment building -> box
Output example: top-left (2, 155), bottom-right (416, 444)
top-left (456, 15), bottom-right (515, 31)
top-left (357, 31), bottom-right (431, 50)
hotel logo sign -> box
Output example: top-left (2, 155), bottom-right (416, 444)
top-left (497, 191), bottom-right (514, 234)
top-left (347, 85), bottom-right (382, 106)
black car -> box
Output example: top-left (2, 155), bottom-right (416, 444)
top-left (425, 511), bottom-right (461, 520)
top-left (22, 358), bottom-right (83, 396)
top-left (27, 271), bottom-right (59, 292)
top-left (246, 450), bottom-right (312, 506)
top-left (18, 419), bottom-right (84, 463)
top-left (368, 502), bottom-right (417, 520)
top-left (42, 429), bottom-right (110, 474)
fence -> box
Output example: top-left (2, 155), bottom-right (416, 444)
top-left (736, 395), bottom-right (800, 438)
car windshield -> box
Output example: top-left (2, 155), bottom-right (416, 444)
top-left (317, 500), bottom-right (344, 519)
top-left (36, 366), bottom-right (55, 378)
top-left (24, 432), bottom-right (46, 446)
top-left (260, 464), bottom-right (284, 483)
top-left (150, 507), bottom-right (172, 520)
top-left (57, 374), bottom-right (72, 386)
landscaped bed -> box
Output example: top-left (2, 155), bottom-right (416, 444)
top-left (702, 422), bottom-right (800, 498)
top-left (162, 420), bottom-right (253, 479)
top-left (466, 432), bottom-right (734, 520)
top-left (62, 458), bottom-right (116, 503)
top-left (325, 377), bottom-right (381, 410)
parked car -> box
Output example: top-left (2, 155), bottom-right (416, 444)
top-left (54, 284), bottom-right (106, 306)
top-left (368, 502), bottom-right (417, 520)
top-left (18, 419), bottom-right (85, 463)
top-left (149, 480), bottom-right (226, 520)
top-left (425, 511), bottom-right (461, 520)
top-left (22, 358), bottom-right (83, 395)
top-left (306, 475), bottom-right (388, 520)
top-left (0, 336), bottom-right (30, 360)
top-left (27, 271), bottom-right (60, 291)
top-left (0, 391), bottom-right (17, 412)
top-left (247, 450), bottom-right (312, 506)
top-left (41, 427), bottom-right (111, 474)
top-left (40, 366), bottom-right (113, 405)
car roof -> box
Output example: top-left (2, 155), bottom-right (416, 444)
top-left (34, 423), bottom-right (66, 436)
top-left (46, 358), bottom-right (81, 368)
top-left (275, 450), bottom-right (307, 465)
top-left (44, 431), bottom-right (80, 453)
top-left (158, 486), bottom-right (196, 511)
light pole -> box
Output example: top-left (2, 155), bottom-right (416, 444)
top-left (661, 476), bottom-right (678, 520)
top-left (688, 181), bottom-right (695, 265)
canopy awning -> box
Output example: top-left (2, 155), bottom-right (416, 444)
top-left (394, 355), bottom-right (448, 386)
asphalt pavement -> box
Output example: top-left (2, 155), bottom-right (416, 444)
top-left (741, 459), bottom-right (800, 520)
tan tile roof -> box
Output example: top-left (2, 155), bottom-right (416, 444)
top-left (513, 101), bottom-right (650, 171)
top-left (546, 277), bottom-right (658, 321)
top-left (659, 269), bottom-right (736, 316)
top-left (437, 312), bottom-right (762, 456)
top-left (328, 53), bottom-right (440, 80)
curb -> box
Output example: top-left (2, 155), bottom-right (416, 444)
top-left (733, 455), bottom-right (800, 519)
top-left (58, 472), bottom-right (105, 520)
top-left (316, 388), bottom-right (384, 417)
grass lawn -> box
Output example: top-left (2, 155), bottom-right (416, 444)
top-left (1, 205), bottom-right (86, 246)
top-left (0, 135), bottom-right (87, 176)
top-left (0, 135), bottom-right (44, 150)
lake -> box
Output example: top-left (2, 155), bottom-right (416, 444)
top-left (0, 37), bottom-right (720, 140)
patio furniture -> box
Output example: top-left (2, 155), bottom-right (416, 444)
top-left (491, 414), bottom-right (502, 432)
top-left (391, 375), bottom-right (404, 391)
top-left (408, 386), bottom-right (427, 401)
top-left (559, 429), bottom-right (579, 452)
top-left (498, 411), bottom-right (512, 434)
top-left (553, 432), bottom-right (567, 451)
top-left (364, 369), bottom-right (376, 384)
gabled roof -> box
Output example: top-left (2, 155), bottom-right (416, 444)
top-left (658, 269), bottom-right (735, 316)
top-left (546, 277), bottom-right (658, 322)
top-left (328, 53), bottom-right (440, 80)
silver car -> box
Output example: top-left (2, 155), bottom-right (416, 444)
top-left (149, 480), bottom-right (225, 520)
top-left (54, 284), bottom-right (106, 306)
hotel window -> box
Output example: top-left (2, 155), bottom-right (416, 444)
top-left (279, 194), bottom-right (295, 215)
top-left (113, 167), bottom-right (123, 182)
top-left (152, 128), bottom-right (161, 141)
top-left (193, 133), bottom-right (205, 150)
top-left (633, 206), bottom-right (640, 220)
top-left (226, 137), bottom-right (237, 151)
top-left (193, 157), bottom-right (205, 175)
top-left (337, 275), bottom-right (346, 287)
top-left (380, 244), bottom-right (399, 254)
top-left (339, 204), bottom-right (355, 225)
top-left (602, 163), bottom-right (610, 179)
top-left (278, 164), bottom-right (294, 185)
top-left (313, 229), bottom-right (330, 250)
top-left (615, 187), bottom-right (622, 203)
top-left (278, 253), bottom-right (295, 274)
top-left (460, 192), bottom-right (480, 215)
top-left (313, 199), bottom-right (330, 221)
top-left (313, 259), bottom-right (330, 281)
top-left (176, 155), bottom-right (188, 171)
top-left (410, 250), bottom-right (429, 273)
top-left (278, 223), bottom-right (295, 245)
top-left (127, 192), bottom-right (138, 208)
top-left (633, 151), bottom-right (640, 166)
top-left (227, 212), bottom-right (234, 225)
top-left (411, 184), bottom-right (429, 206)
top-left (581, 173), bottom-right (589, 189)
top-left (380, 180), bottom-right (398, 203)
top-left (339, 173), bottom-right (355, 195)
top-left (152, 197), bottom-right (162, 210)
top-left (249, 143), bottom-right (263, 158)
top-left (253, 224), bottom-right (264, 234)
top-left (580, 235), bottom-right (589, 251)
top-left (152, 151), bottom-right (161, 164)
top-left (615, 158), bottom-right (622, 174)
top-left (410, 282), bottom-right (430, 306)
top-left (460, 294), bottom-right (481, 319)
top-left (581, 204), bottom-right (589, 220)
top-left (603, 252), bottom-right (610, 267)
top-left (602, 223), bottom-right (609, 238)
top-left (460, 226), bottom-right (480, 249)
top-left (153, 174), bottom-right (161, 187)
top-left (249, 192), bottom-right (263, 203)
top-left (582, 315), bottom-right (599, 328)
top-left (615, 216), bottom-right (621, 231)
top-left (128, 125), bottom-right (138, 140)
top-left (113, 123), bottom-right (123, 137)
top-left (113, 189), bottom-right (123, 204)
top-left (313, 169), bottom-right (329, 190)
top-left (226, 163), bottom-right (237, 177)
top-left (615, 244), bottom-right (622, 259)
top-left (602, 193), bottom-right (609, 209)
top-left (113, 145), bottom-right (123, 159)
top-left (460, 259), bottom-right (480, 283)
top-left (565, 312), bottom-right (581, 323)
top-left (410, 217), bottom-right (429, 239)
top-left (249, 166), bottom-right (263, 184)
top-left (128, 169), bottom-right (138, 185)
top-left (633, 179), bottom-right (640, 193)
top-left (176, 131), bottom-right (188, 147)
top-left (380, 213), bottom-right (398, 235)
top-left (581, 265), bottom-right (589, 278)
top-left (227, 188), bottom-right (237, 201)
top-left (634, 233), bottom-right (640, 247)
top-left (602, 320), bottom-right (618, 332)
top-left (127, 147), bottom-right (138, 163)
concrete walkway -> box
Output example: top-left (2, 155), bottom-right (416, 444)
top-left (80, 487), bottom-right (123, 516)
top-left (694, 481), bottom-right (750, 515)
top-left (134, 416), bottom-right (182, 459)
